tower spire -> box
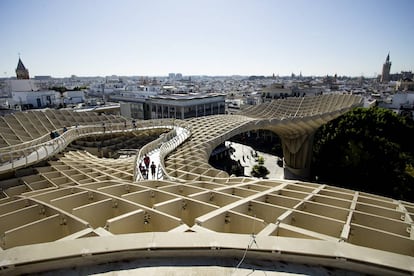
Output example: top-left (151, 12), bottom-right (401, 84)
top-left (16, 56), bottom-right (30, 79)
top-left (381, 52), bottom-right (391, 83)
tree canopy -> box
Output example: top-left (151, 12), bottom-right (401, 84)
top-left (251, 164), bottom-right (269, 178)
top-left (251, 155), bottom-right (269, 178)
top-left (50, 86), bottom-right (87, 92)
top-left (312, 107), bottom-right (414, 201)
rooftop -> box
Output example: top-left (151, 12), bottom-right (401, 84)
top-left (151, 92), bottom-right (225, 101)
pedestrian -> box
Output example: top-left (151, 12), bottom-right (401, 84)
top-left (102, 122), bottom-right (106, 133)
top-left (150, 162), bottom-right (156, 179)
top-left (50, 131), bottom-right (55, 140)
top-left (63, 126), bottom-right (67, 132)
top-left (139, 163), bottom-right (147, 179)
top-left (144, 154), bottom-right (150, 169)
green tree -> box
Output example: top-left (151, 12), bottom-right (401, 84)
top-left (251, 155), bottom-right (269, 178)
top-left (251, 164), bottom-right (269, 178)
top-left (312, 107), bottom-right (414, 201)
top-left (50, 86), bottom-right (67, 93)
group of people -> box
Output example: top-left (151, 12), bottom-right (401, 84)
top-left (49, 126), bottom-right (68, 140)
top-left (139, 154), bottom-right (157, 179)
top-left (49, 131), bottom-right (60, 140)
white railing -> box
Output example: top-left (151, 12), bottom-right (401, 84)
top-left (0, 119), bottom-right (178, 174)
top-left (134, 120), bottom-right (191, 181)
top-left (157, 125), bottom-right (191, 182)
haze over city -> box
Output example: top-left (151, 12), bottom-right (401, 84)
top-left (1, 0), bottom-right (413, 77)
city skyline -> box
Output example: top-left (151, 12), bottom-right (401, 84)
top-left (1, 0), bottom-right (413, 78)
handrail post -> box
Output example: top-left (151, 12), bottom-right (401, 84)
top-left (11, 152), bottom-right (15, 170)
top-left (22, 149), bottom-right (27, 167)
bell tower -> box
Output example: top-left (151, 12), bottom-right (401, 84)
top-left (16, 57), bottom-right (30, 79)
top-left (380, 52), bottom-right (391, 83)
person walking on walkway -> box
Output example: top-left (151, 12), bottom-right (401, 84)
top-left (139, 163), bottom-right (147, 179)
top-left (150, 162), bottom-right (157, 179)
top-left (144, 155), bottom-right (150, 169)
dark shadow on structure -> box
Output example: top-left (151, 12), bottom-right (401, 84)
top-left (69, 130), bottom-right (168, 158)
top-left (230, 130), bottom-right (283, 158)
top-left (209, 143), bottom-right (244, 176)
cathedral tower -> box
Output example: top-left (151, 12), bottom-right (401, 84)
top-left (380, 53), bottom-right (391, 83)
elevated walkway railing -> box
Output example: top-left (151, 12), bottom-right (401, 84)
top-left (0, 120), bottom-right (171, 154)
top-left (157, 124), bottom-right (192, 182)
top-left (135, 120), bottom-right (191, 181)
top-left (0, 119), bottom-right (177, 174)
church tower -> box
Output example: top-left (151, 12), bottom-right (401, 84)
top-left (16, 57), bottom-right (30, 79)
top-left (380, 53), bottom-right (391, 83)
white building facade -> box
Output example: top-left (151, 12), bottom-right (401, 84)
top-left (7, 80), bottom-right (60, 109)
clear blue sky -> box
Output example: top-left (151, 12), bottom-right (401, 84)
top-left (0, 0), bottom-right (413, 77)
